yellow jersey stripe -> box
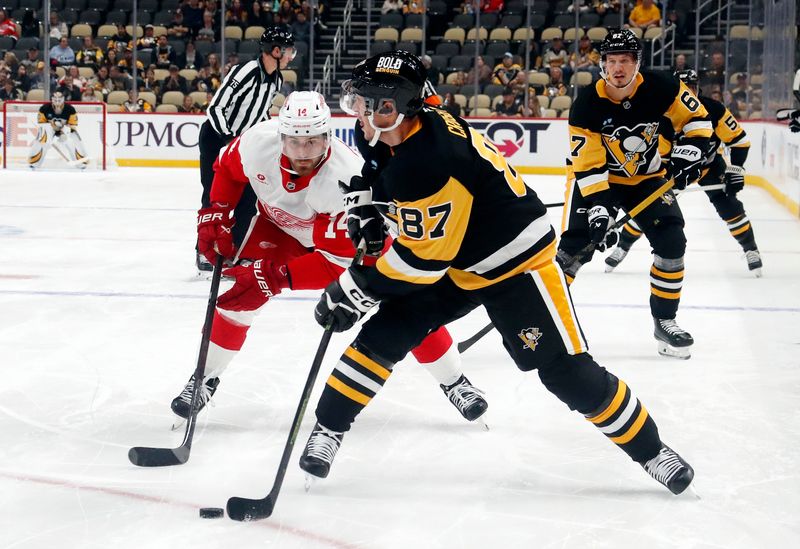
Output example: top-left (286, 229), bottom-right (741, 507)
top-left (326, 375), bottom-right (371, 405)
top-left (587, 380), bottom-right (628, 424)
top-left (343, 346), bottom-right (391, 380)
top-left (610, 407), bottom-right (649, 444)
top-left (538, 263), bottom-right (585, 353)
top-left (730, 224), bottom-right (751, 236)
top-left (651, 287), bottom-right (681, 299)
top-left (650, 266), bottom-right (684, 280)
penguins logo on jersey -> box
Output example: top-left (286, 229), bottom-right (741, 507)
top-left (601, 122), bottom-right (660, 177)
top-left (518, 327), bottom-right (543, 351)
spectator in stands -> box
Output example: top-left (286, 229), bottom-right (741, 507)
top-left (404, 1), bottom-right (426, 15)
top-left (138, 25), bottom-right (158, 53)
top-left (672, 53), bottom-right (688, 73)
top-left (124, 90), bottom-right (153, 112)
top-left (277, 1), bottom-right (295, 25)
top-left (466, 56), bottom-right (492, 89)
top-left (109, 65), bottom-right (132, 91)
top-left (421, 55), bottom-right (441, 86)
top-left (21, 47), bottom-right (39, 73)
top-left (178, 40), bottom-right (204, 70)
top-left (77, 36), bottom-right (104, 71)
top-left (517, 40), bottom-right (542, 71)
top-left (542, 37), bottom-right (571, 84)
top-left (49, 37), bottom-right (75, 67)
top-left (118, 47), bottom-right (145, 73)
top-left (168, 10), bottom-right (191, 41)
top-left (460, 0), bottom-right (475, 14)
top-left (594, 1), bottom-right (623, 16)
top-left (567, 0), bottom-right (591, 13)
top-left (291, 11), bottom-right (311, 44)
top-left (141, 65), bottom-right (162, 97)
top-left (197, 11), bottom-right (219, 42)
top-left (48, 11), bottom-right (67, 41)
top-left (381, 0), bottom-right (404, 14)
top-left (109, 24), bottom-right (134, 53)
top-left (628, 0), bottom-right (661, 32)
top-left (226, 0), bottom-right (249, 29)
top-left (544, 66), bottom-right (568, 97)
top-left (703, 50), bottom-right (725, 88)
top-left (316, 0), bottom-right (332, 30)
top-left (183, 0), bottom-right (205, 34)
top-left (723, 89), bottom-right (741, 119)
top-left (3, 51), bottom-right (19, 76)
top-left (15, 64), bottom-right (31, 93)
top-left (0, 79), bottom-right (22, 101)
top-left (200, 90), bottom-right (213, 111)
top-left (81, 88), bottom-right (97, 102)
top-left (521, 93), bottom-right (542, 118)
top-left (179, 94), bottom-right (202, 113)
top-left (152, 35), bottom-right (177, 69)
top-left (492, 52), bottom-right (522, 86)
top-left (20, 10), bottom-right (38, 39)
top-left (509, 70), bottom-right (528, 98)
top-left (223, 52), bottom-right (240, 75)
top-left (28, 61), bottom-right (54, 90)
top-left (570, 34), bottom-right (601, 81)
top-left (105, 48), bottom-right (119, 69)
top-left (730, 72), bottom-right (751, 113)
top-left (482, 0), bottom-right (504, 12)
top-left (206, 53), bottom-right (222, 88)
top-left (191, 66), bottom-right (212, 92)
top-left (162, 64), bottom-right (190, 95)
top-left (65, 65), bottom-right (87, 90)
top-left (442, 92), bottom-right (461, 118)
top-left (493, 86), bottom-right (521, 117)
top-left (90, 65), bottom-right (113, 100)
top-left (57, 75), bottom-right (82, 101)
top-left (249, 1), bottom-right (272, 27)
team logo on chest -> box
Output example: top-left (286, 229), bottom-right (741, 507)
top-left (601, 122), bottom-right (659, 177)
top-left (518, 327), bottom-right (543, 351)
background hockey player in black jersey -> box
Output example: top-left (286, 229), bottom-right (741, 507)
top-left (605, 69), bottom-right (762, 276)
top-left (28, 91), bottom-right (88, 169)
top-left (557, 29), bottom-right (712, 360)
top-left (303, 50), bottom-right (695, 496)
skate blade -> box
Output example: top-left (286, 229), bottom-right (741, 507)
top-left (687, 483), bottom-right (701, 500)
top-left (657, 341), bottom-right (692, 360)
top-left (171, 417), bottom-right (186, 431)
top-left (750, 268), bottom-right (763, 278)
top-left (304, 473), bottom-right (317, 492)
top-left (604, 263), bottom-right (617, 273)
top-left (478, 415), bottom-right (490, 431)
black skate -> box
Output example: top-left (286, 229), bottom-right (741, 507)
top-left (640, 444), bottom-right (695, 495)
top-left (170, 374), bottom-right (220, 419)
top-left (653, 318), bottom-right (693, 360)
top-left (299, 422), bottom-right (344, 480)
top-left (604, 245), bottom-right (630, 272)
top-left (441, 375), bottom-right (488, 422)
top-left (744, 250), bottom-right (763, 278)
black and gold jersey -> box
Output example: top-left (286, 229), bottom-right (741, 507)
top-left (37, 103), bottom-right (78, 128)
top-left (365, 107), bottom-right (556, 296)
top-left (659, 95), bottom-right (749, 168)
top-left (568, 69), bottom-right (712, 198)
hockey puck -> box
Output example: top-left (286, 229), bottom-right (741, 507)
top-left (199, 507), bottom-right (224, 519)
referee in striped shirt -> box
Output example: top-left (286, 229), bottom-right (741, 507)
top-left (197, 26), bottom-right (296, 271)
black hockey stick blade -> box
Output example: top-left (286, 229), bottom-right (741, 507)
top-left (543, 201), bottom-right (565, 208)
top-left (457, 321), bottom-right (495, 353)
top-left (226, 495), bottom-right (276, 522)
top-left (128, 255), bottom-right (224, 467)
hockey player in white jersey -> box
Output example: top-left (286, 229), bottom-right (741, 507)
top-left (173, 91), bottom-right (488, 429)
top-left (28, 91), bottom-right (89, 168)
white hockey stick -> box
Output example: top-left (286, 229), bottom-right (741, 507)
top-left (677, 183), bottom-right (725, 194)
top-left (52, 140), bottom-right (91, 167)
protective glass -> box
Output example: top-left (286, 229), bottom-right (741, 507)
top-left (281, 134), bottom-right (329, 160)
top-left (281, 47), bottom-right (297, 61)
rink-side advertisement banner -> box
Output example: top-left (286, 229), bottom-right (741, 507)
top-left (2, 113), bottom-right (797, 215)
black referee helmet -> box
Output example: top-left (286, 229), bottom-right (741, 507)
top-left (260, 26), bottom-right (295, 53)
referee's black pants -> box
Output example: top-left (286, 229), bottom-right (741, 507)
top-left (199, 120), bottom-right (257, 249)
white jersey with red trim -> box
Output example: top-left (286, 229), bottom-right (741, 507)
top-left (212, 119), bottom-right (364, 251)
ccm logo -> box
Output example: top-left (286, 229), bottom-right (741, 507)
top-left (198, 212), bottom-right (224, 224)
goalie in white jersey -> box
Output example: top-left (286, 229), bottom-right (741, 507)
top-left (173, 91), bottom-right (488, 439)
top-left (28, 91), bottom-right (89, 168)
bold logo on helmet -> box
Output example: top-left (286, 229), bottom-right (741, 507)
top-left (601, 122), bottom-right (660, 177)
top-left (376, 56), bottom-right (403, 74)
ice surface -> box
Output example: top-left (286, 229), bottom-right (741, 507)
top-left (1, 169), bottom-right (798, 548)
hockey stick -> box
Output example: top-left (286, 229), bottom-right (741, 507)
top-left (458, 179), bottom-right (677, 353)
top-left (543, 201), bottom-right (565, 208)
top-left (227, 249), bottom-right (365, 522)
top-left (51, 139), bottom-right (91, 167)
top-left (128, 255), bottom-right (224, 467)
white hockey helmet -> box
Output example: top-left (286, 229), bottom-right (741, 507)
top-left (278, 91), bottom-right (331, 161)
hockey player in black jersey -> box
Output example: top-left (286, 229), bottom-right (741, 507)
top-left (557, 29), bottom-right (712, 359)
top-left (604, 69), bottom-right (762, 276)
top-left (28, 91), bottom-right (88, 168)
top-left (302, 50), bottom-right (694, 496)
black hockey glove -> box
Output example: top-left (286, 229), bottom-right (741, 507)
top-left (315, 268), bottom-right (378, 332)
top-left (724, 164), bottom-right (745, 196)
top-left (776, 108), bottom-right (800, 133)
top-left (670, 144), bottom-right (703, 190)
top-left (339, 175), bottom-right (387, 257)
top-left (587, 203), bottom-right (619, 252)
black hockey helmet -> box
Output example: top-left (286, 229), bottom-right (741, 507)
top-left (674, 69), bottom-right (699, 88)
top-left (599, 28), bottom-right (643, 62)
top-left (340, 50), bottom-right (427, 118)
top-left (260, 26), bottom-right (295, 53)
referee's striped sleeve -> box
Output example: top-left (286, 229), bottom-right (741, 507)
top-left (206, 62), bottom-right (252, 137)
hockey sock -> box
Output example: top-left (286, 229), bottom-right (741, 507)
top-left (204, 308), bottom-right (255, 378)
top-left (411, 327), bottom-right (461, 387)
top-left (725, 213), bottom-right (758, 251)
top-left (584, 374), bottom-right (662, 463)
top-left (649, 254), bottom-right (683, 319)
top-left (619, 221), bottom-right (642, 249)
top-left (315, 342), bottom-right (394, 432)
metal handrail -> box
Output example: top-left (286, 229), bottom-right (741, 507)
top-left (693, 0), bottom-right (726, 74)
top-left (650, 24), bottom-right (676, 69)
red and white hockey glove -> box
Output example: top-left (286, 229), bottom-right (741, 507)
top-left (197, 203), bottom-right (235, 263)
top-left (216, 259), bottom-right (290, 311)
